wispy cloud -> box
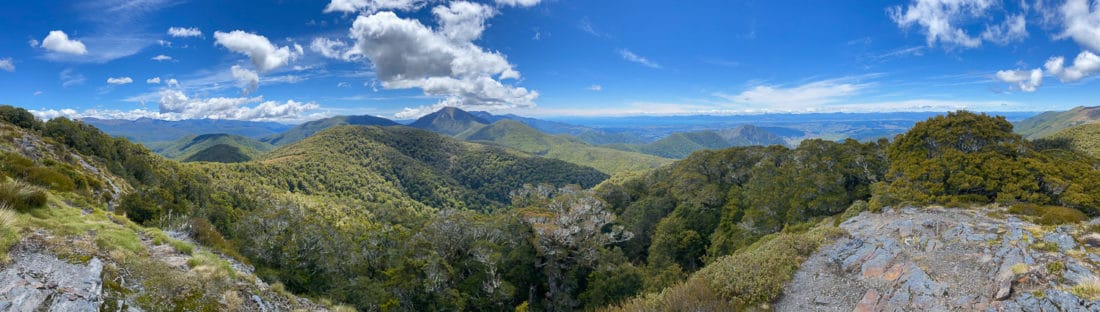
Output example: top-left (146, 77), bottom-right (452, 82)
top-left (578, 17), bottom-right (607, 37)
top-left (619, 49), bottom-right (660, 68)
top-left (60, 68), bottom-right (86, 87)
top-left (714, 77), bottom-right (871, 110)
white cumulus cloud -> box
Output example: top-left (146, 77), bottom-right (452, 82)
top-left (231, 65), bottom-right (260, 94)
top-left (168, 27), bottom-right (202, 38)
top-left (310, 37), bottom-right (361, 60)
top-left (349, 3), bottom-right (536, 119)
top-left (994, 68), bottom-right (1042, 92)
top-left (588, 84), bottom-right (602, 91)
top-left (495, 0), bottom-right (541, 7)
top-left (324, 0), bottom-right (431, 13)
top-left (146, 77), bottom-right (161, 84)
top-left (433, 1), bottom-right (497, 42)
top-left (151, 54), bottom-right (173, 61)
top-left (0, 58), bottom-right (13, 72)
top-left (1059, 0), bottom-right (1100, 53)
top-left (888, 0), bottom-right (1022, 48)
top-left (106, 76), bottom-right (133, 85)
top-left (214, 30), bottom-right (302, 72)
top-left (981, 13), bottom-right (1029, 45)
top-left (157, 89), bottom-right (320, 121)
top-left (40, 30), bottom-right (88, 55)
top-left (1045, 51), bottom-right (1100, 82)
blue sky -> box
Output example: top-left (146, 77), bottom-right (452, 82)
top-left (1, 0), bottom-right (1099, 122)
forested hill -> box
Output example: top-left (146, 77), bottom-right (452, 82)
top-left (604, 125), bottom-right (788, 158)
top-left (82, 117), bottom-right (291, 144)
top-left (408, 106), bottom-right (490, 136)
top-left (463, 119), bottom-right (674, 174)
top-left (249, 125), bottom-right (609, 209)
top-left (154, 133), bottom-right (273, 163)
top-left (262, 114), bottom-right (399, 146)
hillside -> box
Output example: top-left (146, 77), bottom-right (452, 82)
top-left (0, 113), bottom-right (325, 310)
top-left (463, 119), bottom-right (674, 174)
top-left (470, 111), bottom-right (648, 145)
top-left (1015, 106), bottom-right (1100, 139)
top-left (607, 125), bottom-right (788, 158)
top-left (262, 114), bottom-right (399, 146)
top-left (601, 111), bottom-right (1100, 311)
top-left (9, 104), bottom-right (1100, 311)
top-left (154, 133), bottom-right (273, 163)
top-left (1050, 123), bottom-right (1100, 158)
top-left (408, 107), bottom-right (489, 136)
top-left (246, 125), bottom-right (609, 209)
top-left (83, 117), bottom-right (292, 145)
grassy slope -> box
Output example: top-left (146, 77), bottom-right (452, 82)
top-left (1050, 123), bottom-right (1100, 158)
top-left (155, 133), bottom-right (273, 162)
top-left (463, 120), bottom-right (674, 174)
top-left (1015, 106), bottom-right (1100, 139)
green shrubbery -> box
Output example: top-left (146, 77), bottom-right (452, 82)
top-left (1008, 203), bottom-right (1088, 225)
top-left (877, 111), bottom-right (1100, 211)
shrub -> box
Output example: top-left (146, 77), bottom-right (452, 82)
top-left (190, 217), bottom-right (244, 261)
top-left (24, 167), bottom-right (76, 192)
top-left (834, 200), bottom-right (868, 226)
top-left (1037, 206), bottom-right (1088, 225)
top-left (599, 278), bottom-right (734, 312)
top-left (1010, 204), bottom-right (1088, 225)
top-left (1047, 261), bottom-right (1066, 275)
top-left (695, 224), bottom-right (846, 307)
top-left (0, 182), bottom-right (48, 212)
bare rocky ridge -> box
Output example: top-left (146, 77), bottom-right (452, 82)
top-left (777, 206), bottom-right (1100, 311)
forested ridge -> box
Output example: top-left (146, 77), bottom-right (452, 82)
top-left (3, 105), bottom-right (1100, 311)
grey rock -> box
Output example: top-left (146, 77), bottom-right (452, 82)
top-left (1044, 231), bottom-right (1078, 252)
top-left (1063, 261), bottom-right (1097, 285)
top-left (994, 279), bottom-right (1012, 301)
top-left (0, 253), bottom-right (103, 312)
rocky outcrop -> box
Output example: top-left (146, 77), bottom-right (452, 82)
top-left (776, 206), bottom-right (1100, 311)
top-left (0, 252), bottom-right (104, 311)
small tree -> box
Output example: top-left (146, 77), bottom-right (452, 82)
top-left (514, 184), bottom-right (632, 311)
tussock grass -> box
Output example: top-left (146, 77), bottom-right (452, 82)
top-left (0, 181), bottom-right (47, 212)
top-left (1071, 277), bottom-right (1100, 300)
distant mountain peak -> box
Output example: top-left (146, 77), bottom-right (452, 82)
top-left (409, 107), bottom-right (489, 136)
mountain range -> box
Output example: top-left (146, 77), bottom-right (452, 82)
top-left (6, 104), bottom-right (1100, 311)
